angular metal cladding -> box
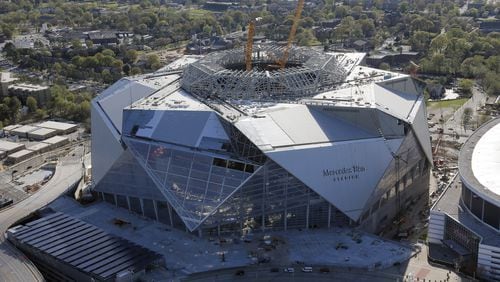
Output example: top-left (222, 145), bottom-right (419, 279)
top-left (91, 48), bottom-right (431, 232)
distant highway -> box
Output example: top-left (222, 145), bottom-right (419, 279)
top-left (0, 147), bottom-right (86, 282)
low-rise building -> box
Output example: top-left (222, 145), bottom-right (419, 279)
top-left (6, 149), bottom-right (35, 164)
top-left (366, 51), bottom-right (419, 68)
top-left (86, 30), bottom-right (119, 45)
top-left (27, 142), bottom-right (51, 154)
top-left (479, 20), bottom-right (500, 34)
top-left (42, 136), bottom-right (69, 150)
top-left (10, 125), bottom-right (38, 139)
top-left (2, 124), bottom-right (21, 135)
top-left (0, 140), bottom-right (25, 155)
top-left (27, 128), bottom-right (57, 141)
top-left (38, 121), bottom-right (78, 135)
top-left (7, 212), bottom-right (163, 282)
top-left (8, 83), bottom-right (50, 106)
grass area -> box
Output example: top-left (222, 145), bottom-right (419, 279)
top-left (427, 98), bottom-right (468, 110)
top-left (187, 9), bottom-right (213, 19)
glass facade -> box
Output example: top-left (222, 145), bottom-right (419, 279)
top-left (93, 97), bottom-right (427, 237)
top-left (461, 184), bottom-right (500, 231)
top-left (124, 137), bottom-right (255, 231)
top-left (95, 134), bottom-right (352, 235)
top-left (444, 215), bottom-right (480, 269)
top-left (202, 159), bottom-right (350, 235)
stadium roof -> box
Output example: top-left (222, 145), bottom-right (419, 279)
top-left (472, 120), bottom-right (500, 197)
top-left (7, 212), bottom-right (161, 281)
top-left (460, 117), bottom-right (500, 204)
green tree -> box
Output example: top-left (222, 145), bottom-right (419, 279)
top-left (125, 50), bottom-right (139, 64)
top-left (72, 39), bottom-right (83, 49)
top-left (26, 96), bottom-right (37, 113)
top-left (458, 79), bottom-right (474, 97)
top-left (379, 62), bottom-right (390, 70)
top-left (130, 67), bottom-right (142, 75)
top-left (462, 107), bottom-right (473, 132)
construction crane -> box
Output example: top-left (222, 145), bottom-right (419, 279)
top-left (277, 0), bottom-right (305, 69)
top-left (245, 20), bottom-right (256, 71)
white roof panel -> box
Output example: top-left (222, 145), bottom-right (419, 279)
top-left (38, 121), bottom-right (76, 131)
top-left (133, 110), bottom-right (212, 147)
top-left (0, 140), bottom-right (24, 151)
top-left (8, 149), bottom-right (34, 158)
top-left (29, 127), bottom-right (56, 135)
top-left (12, 125), bottom-right (38, 134)
top-left (97, 74), bottom-right (179, 134)
top-left (235, 104), bottom-right (376, 150)
top-left (28, 142), bottom-right (51, 151)
top-left (471, 122), bottom-right (500, 197)
top-left (411, 100), bottom-right (433, 163)
top-left (267, 138), bottom-right (403, 220)
top-left (373, 82), bottom-right (419, 122)
top-left (42, 136), bottom-right (68, 144)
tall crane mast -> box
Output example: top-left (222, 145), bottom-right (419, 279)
top-left (245, 20), bottom-right (256, 71)
top-left (278, 0), bottom-right (305, 69)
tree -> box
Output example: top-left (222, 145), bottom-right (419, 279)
top-left (147, 54), bottom-right (160, 70)
top-left (379, 62), bottom-right (390, 70)
top-left (72, 39), bottom-right (83, 49)
top-left (130, 67), bottom-right (142, 75)
top-left (26, 96), bottom-right (37, 113)
top-left (125, 50), bottom-right (139, 64)
top-left (34, 109), bottom-right (46, 120)
top-left (462, 107), bottom-right (473, 132)
top-left (6, 96), bottom-right (21, 122)
top-left (458, 79), bottom-right (473, 97)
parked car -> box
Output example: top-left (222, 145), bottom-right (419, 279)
top-left (301, 266), bottom-right (313, 273)
top-left (235, 269), bottom-right (245, 276)
top-left (284, 267), bottom-right (295, 273)
top-left (319, 267), bottom-right (330, 273)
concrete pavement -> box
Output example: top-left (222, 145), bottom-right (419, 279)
top-left (0, 147), bottom-right (86, 282)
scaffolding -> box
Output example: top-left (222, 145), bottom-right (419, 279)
top-left (181, 45), bottom-right (348, 102)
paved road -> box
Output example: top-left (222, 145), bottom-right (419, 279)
top-left (443, 86), bottom-right (487, 136)
top-left (0, 147), bottom-right (86, 282)
top-left (185, 266), bottom-right (402, 282)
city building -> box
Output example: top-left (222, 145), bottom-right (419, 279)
top-left (91, 46), bottom-right (432, 237)
top-left (0, 72), bottom-right (19, 97)
top-left (479, 20), bottom-right (500, 34)
top-left (7, 83), bottom-right (50, 106)
top-left (428, 117), bottom-right (500, 281)
top-left (7, 212), bottom-right (163, 281)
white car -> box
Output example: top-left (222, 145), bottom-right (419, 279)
top-left (284, 267), bottom-right (295, 273)
top-left (301, 266), bottom-right (313, 273)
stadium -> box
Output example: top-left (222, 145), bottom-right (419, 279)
top-left (91, 46), bottom-right (431, 237)
top-left (429, 117), bottom-right (500, 280)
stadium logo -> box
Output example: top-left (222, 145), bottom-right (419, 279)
top-left (322, 165), bottom-right (366, 182)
